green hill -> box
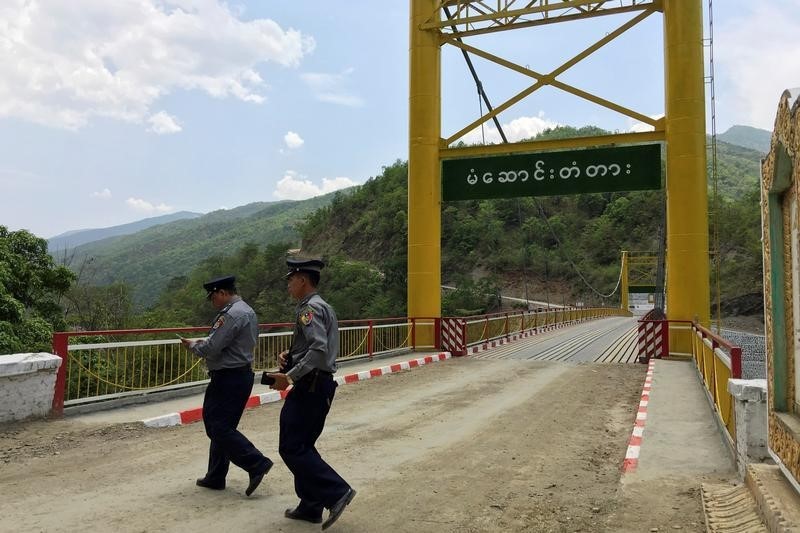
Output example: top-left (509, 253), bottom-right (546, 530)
top-left (718, 125), bottom-right (771, 154)
top-left (67, 124), bottom-right (764, 328)
top-left (712, 140), bottom-right (763, 199)
top-left (295, 128), bottom-right (763, 313)
top-left (66, 194), bottom-right (341, 308)
top-left (47, 211), bottom-right (202, 251)
top-left (299, 159), bottom-right (664, 310)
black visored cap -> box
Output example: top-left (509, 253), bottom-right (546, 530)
top-left (203, 275), bottom-right (236, 297)
top-left (285, 258), bottom-right (324, 278)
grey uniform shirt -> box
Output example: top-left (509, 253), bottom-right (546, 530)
top-left (190, 296), bottom-right (258, 371)
top-left (286, 292), bottom-right (339, 382)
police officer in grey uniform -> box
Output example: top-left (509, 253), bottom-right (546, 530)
top-left (181, 275), bottom-right (273, 496)
top-left (266, 259), bottom-right (355, 530)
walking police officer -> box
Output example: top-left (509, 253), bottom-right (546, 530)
top-left (266, 259), bottom-right (355, 530)
top-left (181, 275), bottom-right (273, 496)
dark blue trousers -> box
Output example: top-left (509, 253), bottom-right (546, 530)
top-left (203, 368), bottom-right (270, 482)
top-left (279, 374), bottom-right (350, 515)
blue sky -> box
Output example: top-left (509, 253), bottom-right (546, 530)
top-left (2, 1), bottom-right (798, 238)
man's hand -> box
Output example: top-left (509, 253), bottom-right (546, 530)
top-left (278, 350), bottom-right (288, 367)
top-left (268, 373), bottom-right (291, 391)
top-left (180, 337), bottom-right (195, 349)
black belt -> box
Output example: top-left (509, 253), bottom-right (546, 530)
top-left (209, 364), bottom-right (252, 374)
top-left (298, 368), bottom-right (333, 380)
top-left (295, 368), bottom-right (333, 391)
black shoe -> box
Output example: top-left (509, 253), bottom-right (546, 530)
top-left (284, 507), bottom-right (323, 524)
top-left (245, 458), bottom-right (273, 497)
top-left (322, 488), bottom-right (356, 530)
top-left (196, 477), bottom-right (225, 490)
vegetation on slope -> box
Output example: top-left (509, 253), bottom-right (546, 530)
top-left (1, 227), bottom-right (74, 354)
top-left (43, 124), bottom-right (766, 335)
top-left (61, 194), bottom-right (339, 308)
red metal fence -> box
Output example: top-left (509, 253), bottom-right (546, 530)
top-left (50, 307), bottom-right (627, 415)
top-left (51, 317), bottom-right (437, 415)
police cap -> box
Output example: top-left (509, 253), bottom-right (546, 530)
top-left (285, 258), bottom-right (325, 278)
top-left (203, 275), bottom-right (236, 298)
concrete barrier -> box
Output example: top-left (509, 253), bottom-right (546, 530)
top-left (728, 378), bottom-right (769, 478)
top-left (0, 353), bottom-right (62, 423)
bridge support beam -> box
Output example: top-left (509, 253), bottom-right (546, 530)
top-left (664, 0), bottom-right (709, 351)
top-left (408, 0), bottom-right (441, 336)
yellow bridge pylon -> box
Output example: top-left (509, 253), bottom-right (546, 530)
top-left (621, 250), bottom-right (661, 311)
top-left (409, 1), bottom-right (709, 350)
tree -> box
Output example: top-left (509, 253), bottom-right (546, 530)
top-left (442, 277), bottom-right (500, 316)
top-left (64, 282), bottom-right (133, 331)
top-left (146, 241), bottom-right (298, 326)
top-left (58, 252), bottom-right (135, 331)
top-left (0, 226), bottom-right (75, 354)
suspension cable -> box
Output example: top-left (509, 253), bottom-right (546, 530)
top-left (517, 200), bottom-right (532, 306)
top-left (533, 198), bottom-right (623, 300)
top-left (443, 6), bottom-right (508, 144)
top-left (478, 85), bottom-right (486, 143)
top-left (706, 0), bottom-right (722, 332)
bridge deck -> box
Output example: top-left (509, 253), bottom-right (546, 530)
top-left (0, 319), bottom-right (736, 532)
top-left (472, 316), bottom-right (640, 363)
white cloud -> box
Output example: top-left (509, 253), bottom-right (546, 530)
top-left (628, 114), bottom-right (664, 133)
top-left (459, 113), bottom-right (560, 145)
top-left (148, 111), bottom-right (182, 134)
top-left (716, 2), bottom-right (800, 129)
top-left (0, 0), bottom-right (316, 131)
top-left (126, 197), bottom-right (173, 213)
top-left (284, 131), bottom-right (304, 149)
top-left (316, 93), bottom-right (364, 107)
top-left (91, 188), bottom-right (112, 199)
top-left (301, 68), bottom-right (364, 107)
top-left (320, 176), bottom-right (358, 193)
top-left (273, 171), bottom-right (358, 200)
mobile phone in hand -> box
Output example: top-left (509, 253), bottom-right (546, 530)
top-left (261, 372), bottom-right (276, 386)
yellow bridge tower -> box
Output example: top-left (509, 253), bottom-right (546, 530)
top-left (408, 1), bottom-right (709, 349)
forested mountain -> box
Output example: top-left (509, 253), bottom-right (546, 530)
top-left (295, 129), bottom-right (763, 316)
top-left (300, 125), bottom-right (657, 283)
top-left (47, 211), bottom-right (202, 251)
top-left (62, 194), bottom-right (341, 308)
top-left (711, 140), bottom-right (763, 199)
top-left (299, 159), bottom-right (663, 313)
top-left (59, 124), bottom-right (764, 331)
top-left (718, 125), bottom-right (771, 154)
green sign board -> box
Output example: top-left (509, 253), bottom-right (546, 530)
top-left (628, 285), bottom-right (658, 294)
top-left (442, 143), bottom-right (662, 201)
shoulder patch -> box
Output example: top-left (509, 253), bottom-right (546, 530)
top-left (299, 306), bottom-right (314, 326)
top-left (213, 316), bottom-right (225, 330)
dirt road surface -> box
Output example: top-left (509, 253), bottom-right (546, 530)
top-left (0, 359), bottom-right (726, 532)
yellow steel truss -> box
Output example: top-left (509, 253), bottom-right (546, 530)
top-left (408, 0), bottom-right (708, 333)
top-left (622, 251), bottom-right (659, 310)
top-left (431, 2), bottom-right (664, 150)
top-left (628, 253), bottom-right (658, 287)
top-left (425, 1), bottom-right (661, 37)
